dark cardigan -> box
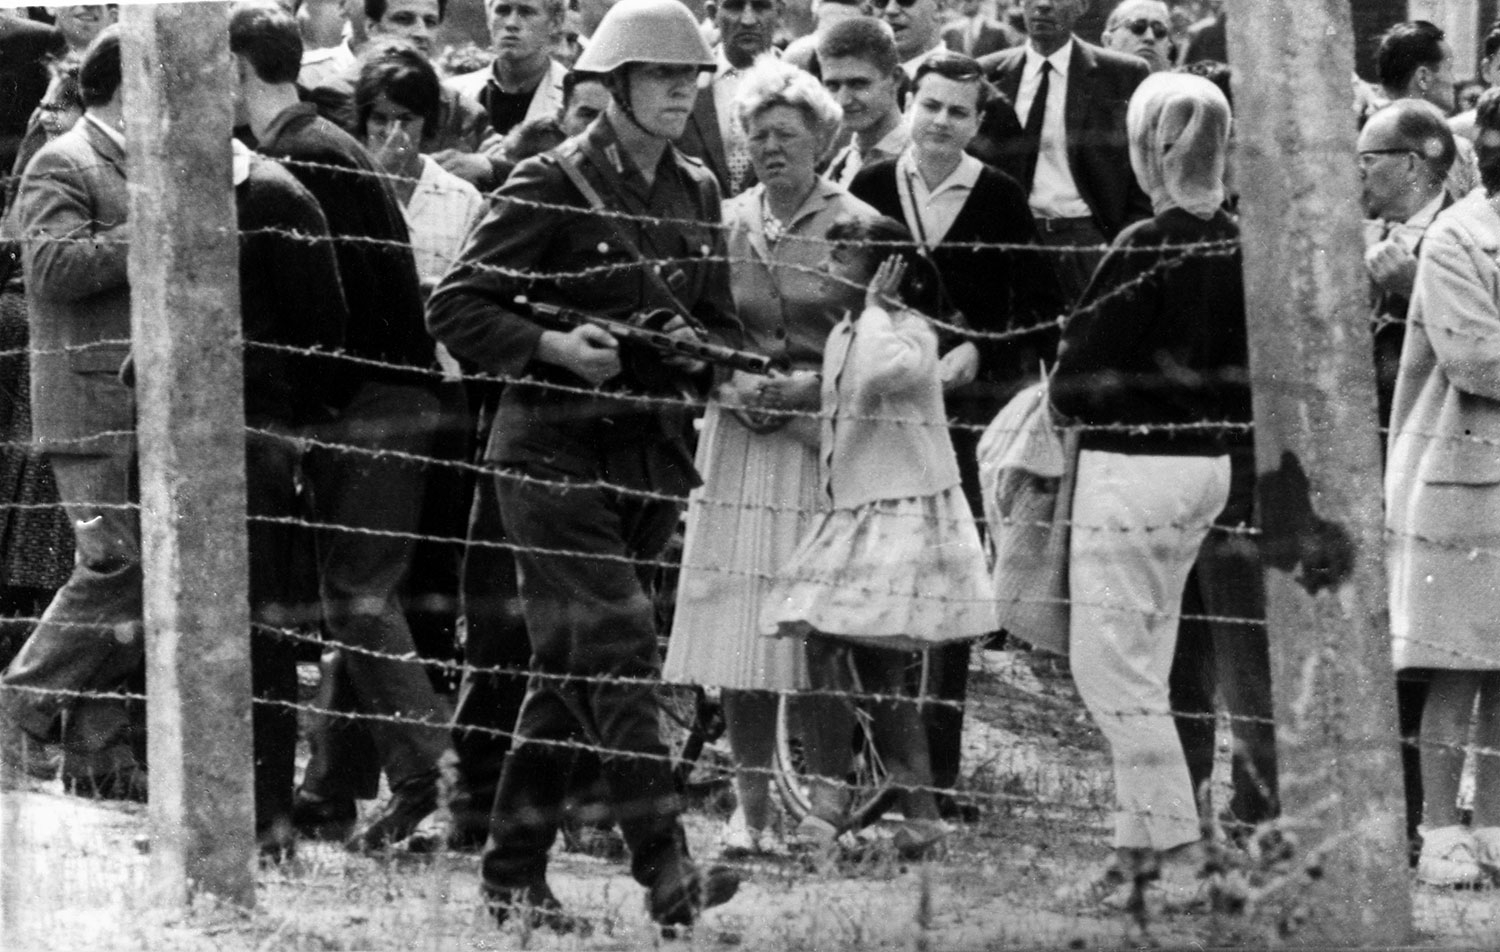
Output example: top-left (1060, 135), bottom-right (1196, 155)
top-left (849, 157), bottom-right (1066, 424)
top-left (1052, 207), bottom-right (1250, 455)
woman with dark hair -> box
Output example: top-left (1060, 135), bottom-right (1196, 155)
top-left (763, 212), bottom-right (996, 857)
top-left (849, 50), bottom-right (1062, 813)
top-left (0, 55), bottom-right (84, 670)
top-left (353, 41), bottom-right (485, 290)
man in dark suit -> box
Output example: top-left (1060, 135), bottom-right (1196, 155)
top-left (975, 0), bottom-right (1151, 300)
top-left (231, 2), bottom-right (452, 853)
top-left (941, 0), bottom-right (1022, 59)
top-left (678, 0), bottom-right (780, 196)
top-left (0, 27), bottom-right (144, 801)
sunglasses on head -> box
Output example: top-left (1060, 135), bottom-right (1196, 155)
top-left (1119, 18), bottom-right (1170, 39)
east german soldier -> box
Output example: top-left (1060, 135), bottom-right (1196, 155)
top-left (426, 0), bottom-right (743, 934)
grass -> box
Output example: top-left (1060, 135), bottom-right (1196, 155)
top-left (4, 649), bottom-right (1499, 950)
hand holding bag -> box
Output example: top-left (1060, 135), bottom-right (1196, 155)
top-left (977, 379), bottom-right (1079, 656)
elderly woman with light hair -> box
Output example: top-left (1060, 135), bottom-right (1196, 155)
top-left (1051, 71), bottom-right (1248, 908)
top-left (662, 56), bottom-right (880, 857)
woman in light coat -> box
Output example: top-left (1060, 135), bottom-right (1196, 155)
top-left (1387, 88), bottom-right (1500, 889)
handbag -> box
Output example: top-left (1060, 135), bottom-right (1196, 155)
top-left (977, 378), bottom-right (1079, 656)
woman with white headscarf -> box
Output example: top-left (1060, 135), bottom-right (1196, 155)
top-left (1049, 72), bottom-right (1249, 909)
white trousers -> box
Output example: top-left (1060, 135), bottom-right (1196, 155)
top-left (1069, 450), bottom-right (1231, 851)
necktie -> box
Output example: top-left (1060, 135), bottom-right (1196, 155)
top-left (1023, 61), bottom-right (1051, 190)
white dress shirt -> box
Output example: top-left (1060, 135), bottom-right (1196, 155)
top-left (1012, 39), bottom-right (1090, 219)
top-left (895, 148), bottom-right (982, 250)
top-left (405, 156), bottom-right (486, 289)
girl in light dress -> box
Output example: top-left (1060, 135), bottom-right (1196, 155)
top-left (762, 216), bottom-right (998, 855)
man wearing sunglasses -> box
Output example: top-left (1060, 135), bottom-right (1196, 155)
top-left (974, 0), bottom-right (1151, 300)
top-left (1101, 0), bottom-right (1172, 72)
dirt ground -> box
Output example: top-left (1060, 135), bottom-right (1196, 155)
top-left (3, 649), bottom-right (1497, 951)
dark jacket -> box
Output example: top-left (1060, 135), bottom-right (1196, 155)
top-left (255, 102), bottom-right (434, 395)
top-left (237, 152), bottom-right (349, 423)
top-left (0, 16), bottom-right (64, 197)
top-left (975, 38), bottom-right (1153, 239)
top-left (850, 156), bottom-right (1066, 422)
top-left (1052, 207), bottom-right (1249, 455)
top-left (426, 117), bottom-right (740, 489)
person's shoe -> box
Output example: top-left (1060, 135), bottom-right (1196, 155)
top-left (936, 793), bottom-right (981, 823)
top-left (788, 814), bottom-right (840, 852)
top-left (1473, 826), bottom-right (1500, 884)
top-left (60, 744), bottom-right (146, 803)
top-left (485, 880), bottom-right (591, 935)
top-left (345, 773), bottom-right (439, 854)
top-left (892, 819), bottom-right (951, 861)
top-left (1054, 859), bottom-right (1135, 909)
top-left (1147, 860), bottom-right (1210, 911)
top-left (291, 790), bottom-right (357, 842)
top-left (647, 859), bottom-right (741, 934)
top-left (1418, 825), bottom-right (1487, 888)
top-left (257, 816), bottom-right (298, 866)
top-left (560, 819), bottom-right (627, 861)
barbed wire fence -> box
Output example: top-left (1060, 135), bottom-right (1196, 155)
top-left (0, 0), bottom-right (1472, 948)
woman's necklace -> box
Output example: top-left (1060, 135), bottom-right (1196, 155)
top-left (761, 190), bottom-right (788, 244)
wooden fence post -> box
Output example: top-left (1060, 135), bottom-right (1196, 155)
top-left (1229, 3), bottom-right (1413, 944)
top-left (120, 3), bottom-right (255, 909)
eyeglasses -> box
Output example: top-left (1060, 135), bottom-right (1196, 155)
top-left (1118, 18), bottom-right (1170, 39)
top-left (873, 0), bottom-right (921, 10)
top-left (720, 0), bottom-right (777, 11)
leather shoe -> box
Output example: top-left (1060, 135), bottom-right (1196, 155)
top-left (257, 816), bottom-right (298, 866)
top-left (292, 789), bottom-right (357, 842)
top-left (345, 772), bottom-right (438, 853)
top-left (648, 859), bottom-right (740, 931)
top-left (485, 880), bottom-right (591, 935)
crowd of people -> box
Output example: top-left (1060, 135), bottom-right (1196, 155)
top-left (0, 0), bottom-right (1497, 932)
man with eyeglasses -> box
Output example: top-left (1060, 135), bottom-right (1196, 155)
top-left (975, 0), bottom-right (1151, 301)
top-left (1100, 0), bottom-right (1171, 72)
top-left (678, 0), bottom-right (781, 195)
top-left (1355, 98), bottom-right (1456, 867)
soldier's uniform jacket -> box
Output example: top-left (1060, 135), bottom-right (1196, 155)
top-left (427, 115), bottom-right (739, 494)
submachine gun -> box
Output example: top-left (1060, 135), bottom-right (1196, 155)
top-left (521, 299), bottom-right (779, 387)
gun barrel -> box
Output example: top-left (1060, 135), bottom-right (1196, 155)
top-left (525, 301), bottom-right (774, 376)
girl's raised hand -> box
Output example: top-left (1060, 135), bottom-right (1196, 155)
top-left (865, 255), bottom-right (906, 312)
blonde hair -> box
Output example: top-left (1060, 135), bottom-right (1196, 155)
top-left (732, 55), bottom-right (842, 147)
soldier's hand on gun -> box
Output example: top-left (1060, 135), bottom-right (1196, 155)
top-left (658, 314), bottom-right (709, 375)
top-left (538, 324), bottom-right (621, 386)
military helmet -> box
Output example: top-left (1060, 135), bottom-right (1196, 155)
top-left (573, 0), bottom-right (715, 74)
